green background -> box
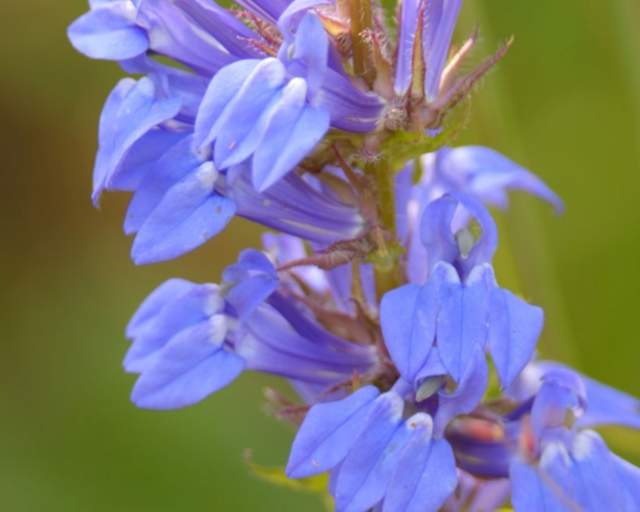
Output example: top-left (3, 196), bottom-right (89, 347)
top-left (1, 1), bottom-right (639, 510)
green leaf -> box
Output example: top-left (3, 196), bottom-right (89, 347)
top-left (245, 456), bottom-right (334, 511)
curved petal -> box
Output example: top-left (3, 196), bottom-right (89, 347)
top-left (286, 385), bottom-right (380, 478)
top-left (334, 392), bottom-right (407, 512)
top-left (92, 77), bottom-right (181, 205)
top-left (131, 163), bottom-right (236, 264)
top-left (252, 102), bottom-right (330, 191)
top-left (488, 288), bottom-right (544, 389)
top-left (68, 2), bottom-right (148, 60)
top-left (131, 321), bottom-right (245, 409)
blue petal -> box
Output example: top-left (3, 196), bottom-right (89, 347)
top-left (240, 0), bottom-right (291, 23)
top-left (457, 193), bottom-right (499, 273)
top-left (613, 455), bottom-right (640, 509)
top-left (509, 459), bottom-right (568, 512)
top-left (126, 278), bottom-right (194, 338)
top-left (114, 129), bottom-right (186, 194)
top-left (124, 135), bottom-right (202, 234)
top-left (252, 102), bottom-right (330, 192)
top-left (218, 78), bottom-right (307, 169)
top-left (393, 0), bottom-right (420, 95)
top-left (434, 346), bottom-right (488, 435)
top-left (131, 163), bottom-right (236, 264)
top-left (423, 0), bottom-right (462, 100)
top-left (198, 58), bottom-right (286, 155)
top-left (334, 392), bottom-right (406, 512)
top-left (577, 374), bottom-right (640, 430)
top-left (380, 265), bottom-right (455, 385)
top-left (92, 77), bottom-right (181, 205)
top-left (174, 0), bottom-right (260, 59)
top-left (124, 283), bottom-right (222, 373)
top-left (564, 431), bottom-right (627, 511)
top-left (380, 284), bottom-right (434, 384)
top-left (438, 146), bottom-right (564, 213)
top-left (68, 2), bottom-right (149, 60)
top-left (488, 287), bottom-right (544, 388)
top-left (193, 59), bottom-right (261, 149)
top-left (286, 385), bottom-right (380, 478)
top-left (420, 195), bottom-right (459, 269)
top-left (384, 420), bottom-right (457, 512)
top-left (277, 0), bottom-right (332, 36)
top-left (137, 0), bottom-right (234, 73)
top-left (223, 250), bottom-right (279, 320)
top-left (531, 369), bottom-right (586, 437)
top-left (437, 263), bottom-right (493, 382)
top-left (131, 321), bottom-right (245, 409)
top-left (291, 13), bottom-right (328, 95)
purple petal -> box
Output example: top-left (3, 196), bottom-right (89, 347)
top-left (286, 385), bottom-right (380, 478)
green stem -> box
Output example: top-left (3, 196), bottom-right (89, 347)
top-left (368, 158), bottom-right (403, 298)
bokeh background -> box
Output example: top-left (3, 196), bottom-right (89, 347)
top-left (2, 1), bottom-right (639, 510)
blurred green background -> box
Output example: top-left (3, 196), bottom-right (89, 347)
top-left (1, 1), bottom-right (639, 510)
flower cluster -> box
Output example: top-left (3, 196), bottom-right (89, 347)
top-left (69, 0), bottom-right (639, 510)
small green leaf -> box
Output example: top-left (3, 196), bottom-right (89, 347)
top-left (245, 455), bottom-right (334, 511)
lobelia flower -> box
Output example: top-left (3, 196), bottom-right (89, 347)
top-left (382, 193), bottom-right (544, 386)
top-left (126, 249), bottom-right (378, 409)
top-left (68, 0), bottom-right (640, 510)
top-left (508, 367), bottom-right (640, 511)
top-left (68, 1), bottom-right (381, 263)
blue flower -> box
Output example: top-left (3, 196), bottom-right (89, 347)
top-left (287, 384), bottom-right (459, 512)
top-left (382, 194), bottom-right (543, 386)
top-left (509, 368), bottom-right (640, 511)
top-left (193, 12), bottom-right (380, 191)
top-left (126, 249), bottom-right (377, 409)
top-left (69, 2), bottom-right (381, 264)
